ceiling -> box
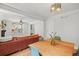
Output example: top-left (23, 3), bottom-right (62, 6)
top-left (2, 3), bottom-right (79, 20)
top-left (0, 8), bottom-right (40, 24)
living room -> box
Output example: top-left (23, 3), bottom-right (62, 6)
top-left (0, 2), bottom-right (79, 57)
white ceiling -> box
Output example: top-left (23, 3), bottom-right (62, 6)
top-left (0, 8), bottom-right (39, 23)
top-left (3, 3), bottom-right (79, 20)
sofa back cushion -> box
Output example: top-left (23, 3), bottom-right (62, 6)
top-left (12, 34), bottom-right (39, 43)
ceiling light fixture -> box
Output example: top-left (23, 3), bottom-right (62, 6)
top-left (51, 3), bottom-right (61, 12)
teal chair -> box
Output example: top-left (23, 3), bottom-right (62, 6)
top-left (30, 46), bottom-right (40, 56)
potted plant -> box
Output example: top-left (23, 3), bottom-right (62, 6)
top-left (49, 32), bottom-right (61, 45)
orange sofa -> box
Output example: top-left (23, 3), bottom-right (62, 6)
top-left (0, 34), bottom-right (39, 56)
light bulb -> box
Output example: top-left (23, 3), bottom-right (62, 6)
top-left (51, 7), bottom-right (55, 10)
top-left (56, 8), bottom-right (61, 11)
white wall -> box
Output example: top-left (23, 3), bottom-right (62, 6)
top-left (46, 11), bottom-right (79, 47)
top-left (45, 18), bottom-right (54, 38)
top-left (4, 19), bottom-right (44, 37)
top-left (2, 20), bottom-right (29, 37)
top-left (31, 20), bottom-right (44, 36)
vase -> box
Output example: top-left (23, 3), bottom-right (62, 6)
top-left (1, 30), bottom-right (6, 37)
top-left (50, 39), bottom-right (56, 46)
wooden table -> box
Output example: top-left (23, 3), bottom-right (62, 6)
top-left (29, 40), bottom-right (74, 56)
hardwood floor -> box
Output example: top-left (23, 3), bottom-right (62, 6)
top-left (9, 48), bottom-right (31, 56)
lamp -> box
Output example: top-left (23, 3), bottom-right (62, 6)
top-left (51, 3), bottom-right (61, 12)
